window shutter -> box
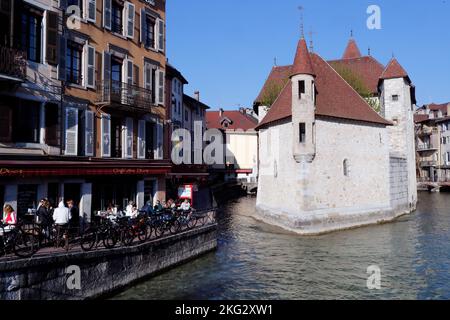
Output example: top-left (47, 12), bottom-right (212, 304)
top-left (46, 11), bottom-right (58, 65)
top-left (123, 117), bottom-right (133, 159)
top-left (125, 59), bottom-right (133, 85)
top-left (101, 114), bottom-right (111, 157)
top-left (156, 120), bottom-right (164, 160)
top-left (85, 110), bottom-right (94, 156)
top-left (156, 18), bottom-right (164, 52)
top-left (125, 2), bottom-right (135, 39)
top-left (85, 45), bottom-right (95, 88)
top-left (45, 103), bottom-right (59, 146)
top-left (65, 107), bottom-right (78, 156)
top-left (103, 0), bottom-right (112, 30)
top-left (57, 35), bottom-right (67, 81)
top-left (140, 8), bottom-right (146, 44)
top-left (133, 65), bottom-right (139, 86)
top-left (138, 120), bottom-right (146, 159)
top-left (86, 0), bottom-right (96, 22)
top-left (144, 63), bottom-right (152, 90)
top-left (158, 69), bottom-right (165, 105)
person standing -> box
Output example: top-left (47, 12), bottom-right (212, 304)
top-left (67, 200), bottom-right (80, 235)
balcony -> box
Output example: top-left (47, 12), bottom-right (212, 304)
top-left (417, 127), bottom-right (434, 136)
top-left (0, 45), bottom-right (27, 81)
top-left (420, 160), bottom-right (437, 167)
top-left (417, 144), bottom-right (438, 152)
top-left (95, 80), bottom-right (155, 113)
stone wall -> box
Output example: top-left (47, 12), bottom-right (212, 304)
top-left (389, 156), bottom-right (409, 212)
top-left (0, 225), bottom-right (217, 300)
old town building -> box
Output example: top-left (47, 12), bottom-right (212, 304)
top-left (0, 0), bottom-right (170, 220)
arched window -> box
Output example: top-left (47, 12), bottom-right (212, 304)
top-left (343, 159), bottom-right (350, 177)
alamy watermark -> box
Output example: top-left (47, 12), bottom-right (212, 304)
top-left (367, 5), bottom-right (382, 30)
top-left (66, 265), bottom-right (81, 290)
top-left (367, 265), bottom-right (382, 290)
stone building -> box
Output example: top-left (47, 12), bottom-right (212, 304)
top-left (254, 36), bottom-right (417, 235)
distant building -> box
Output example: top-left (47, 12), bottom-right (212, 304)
top-left (415, 103), bottom-right (450, 182)
top-left (254, 35), bottom-right (417, 235)
top-left (206, 108), bottom-right (258, 183)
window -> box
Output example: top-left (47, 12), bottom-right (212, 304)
top-left (12, 100), bottom-right (40, 143)
top-left (144, 16), bottom-right (155, 48)
top-left (111, 57), bottom-right (123, 89)
top-left (66, 41), bottom-right (83, 85)
top-left (299, 123), bottom-right (306, 143)
top-left (343, 159), bottom-right (350, 177)
top-left (18, 5), bottom-right (43, 63)
top-left (392, 95), bottom-right (399, 101)
top-left (111, 1), bottom-right (123, 34)
top-left (298, 80), bottom-right (305, 98)
top-left (45, 103), bottom-right (59, 146)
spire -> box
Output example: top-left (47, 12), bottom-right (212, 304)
top-left (380, 58), bottom-right (409, 80)
top-left (291, 38), bottom-right (315, 77)
top-left (342, 37), bottom-right (362, 59)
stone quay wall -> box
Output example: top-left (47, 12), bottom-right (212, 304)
top-left (0, 225), bottom-right (218, 300)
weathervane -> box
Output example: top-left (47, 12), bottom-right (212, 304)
top-left (298, 6), bottom-right (304, 38)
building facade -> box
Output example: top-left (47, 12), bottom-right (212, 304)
top-left (0, 0), bottom-right (170, 220)
top-left (206, 108), bottom-right (259, 183)
top-left (254, 36), bottom-right (417, 235)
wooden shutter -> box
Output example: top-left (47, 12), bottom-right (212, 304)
top-left (85, 45), bottom-right (95, 88)
top-left (125, 1), bottom-right (135, 39)
top-left (133, 65), bottom-right (139, 86)
top-left (102, 51), bottom-right (111, 82)
top-left (57, 35), bottom-right (67, 81)
top-left (144, 62), bottom-right (152, 90)
top-left (101, 114), bottom-right (111, 157)
top-left (85, 110), bottom-right (94, 156)
top-left (140, 8), bottom-right (146, 44)
top-left (86, 0), bottom-right (96, 22)
top-left (65, 107), bottom-right (78, 156)
top-left (158, 69), bottom-right (165, 105)
top-left (103, 0), bottom-right (112, 30)
top-left (156, 119), bottom-right (163, 159)
top-left (0, 105), bottom-right (12, 142)
top-left (46, 11), bottom-right (58, 65)
top-left (138, 120), bottom-right (146, 159)
top-left (156, 19), bottom-right (165, 51)
top-left (45, 103), bottom-right (59, 146)
top-left (124, 117), bottom-right (133, 159)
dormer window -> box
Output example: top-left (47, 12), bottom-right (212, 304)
top-left (299, 80), bottom-right (305, 99)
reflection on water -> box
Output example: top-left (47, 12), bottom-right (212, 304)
top-left (114, 193), bottom-right (450, 300)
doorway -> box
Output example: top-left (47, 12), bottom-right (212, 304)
top-left (64, 183), bottom-right (81, 207)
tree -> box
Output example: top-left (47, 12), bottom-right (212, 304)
top-left (259, 79), bottom-right (288, 107)
top-left (333, 65), bottom-right (381, 114)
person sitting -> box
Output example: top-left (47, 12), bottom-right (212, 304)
top-left (180, 199), bottom-right (191, 212)
top-left (126, 201), bottom-right (135, 217)
top-left (126, 204), bottom-right (139, 219)
top-left (154, 200), bottom-right (164, 212)
top-left (1, 205), bottom-right (17, 233)
top-left (141, 201), bottom-right (155, 216)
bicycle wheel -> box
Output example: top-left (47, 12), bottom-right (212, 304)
top-left (187, 216), bottom-right (198, 229)
top-left (122, 227), bottom-right (134, 247)
top-left (80, 229), bottom-right (97, 252)
top-left (170, 220), bottom-right (180, 235)
top-left (103, 229), bottom-right (118, 249)
top-left (13, 231), bottom-right (39, 258)
top-left (137, 225), bottom-right (148, 243)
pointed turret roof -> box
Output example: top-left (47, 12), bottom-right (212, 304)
top-left (291, 38), bottom-right (315, 77)
top-left (342, 38), bottom-right (362, 59)
top-left (380, 58), bottom-right (409, 80)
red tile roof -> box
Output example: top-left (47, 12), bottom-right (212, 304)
top-left (257, 53), bottom-right (391, 129)
top-left (414, 114), bottom-right (430, 123)
top-left (206, 110), bottom-right (258, 131)
top-left (342, 39), bottom-right (362, 59)
top-left (254, 65), bottom-right (292, 104)
top-left (380, 58), bottom-right (409, 80)
top-left (428, 103), bottom-right (449, 113)
top-left (328, 56), bottom-right (385, 94)
top-left (291, 38), bottom-right (315, 77)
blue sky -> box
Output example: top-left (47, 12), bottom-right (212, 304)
top-left (166, 0), bottom-right (450, 110)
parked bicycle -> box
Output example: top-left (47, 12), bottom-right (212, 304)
top-left (80, 218), bottom-right (117, 252)
top-left (0, 222), bottom-right (40, 258)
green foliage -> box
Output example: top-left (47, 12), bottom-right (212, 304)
top-left (260, 79), bottom-right (288, 107)
top-left (333, 64), bottom-right (381, 113)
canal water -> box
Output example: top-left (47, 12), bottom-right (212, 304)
top-left (114, 192), bottom-right (450, 300)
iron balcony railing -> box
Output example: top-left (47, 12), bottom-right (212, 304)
top-left (96, 80), bottom-right (155, 111)
top-left (0, 45), bottom-right (27, 80)
top-left (417, 144), bottom-right (438, 152)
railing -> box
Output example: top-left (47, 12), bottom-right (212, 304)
top-left (96, 80), bottom-right (155, 111)
top-left (0, 45), bottom-right (27, 80)
top-left (419, 160), bottom-right (437, 167)
top-left (417, 144), bottom-right (438, 151)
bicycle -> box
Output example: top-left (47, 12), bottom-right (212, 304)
top-left (0, 222), bottom-right (40, 258)
top-left (80, 218), bottom-right (118, 252)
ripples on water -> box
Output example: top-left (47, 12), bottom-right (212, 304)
top-left (114, 193), bottom-right (450, 300)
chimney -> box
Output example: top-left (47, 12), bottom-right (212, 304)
top-left (194, 91), bottom-right (200, 101)
top-left (219, 108), bottom-right (224, 118)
